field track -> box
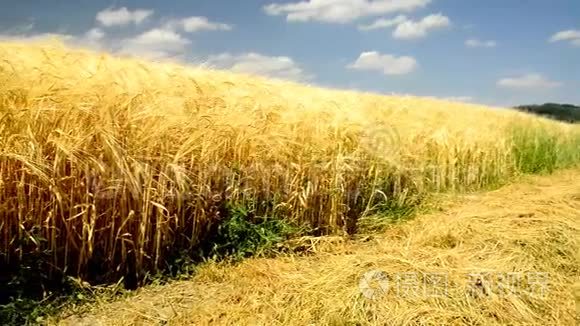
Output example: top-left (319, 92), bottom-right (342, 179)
top-left (56, 168), bottom-right (580, 325)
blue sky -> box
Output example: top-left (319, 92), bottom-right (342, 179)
top-left (1, 0), bottom-right (579, 106)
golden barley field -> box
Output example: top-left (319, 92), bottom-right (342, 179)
top-left (0, 41), bottom-right (579, 288)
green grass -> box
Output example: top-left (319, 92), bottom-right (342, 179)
top-left (357, 204), bottom-right (419, 233)
top-left (204, 203), bottom-right (303, 261)
top-left (511, 124), bottom-right (580, 174)
top-left (0, 276), bottom-right (128, 326)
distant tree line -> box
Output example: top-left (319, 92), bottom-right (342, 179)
top-left (514, 103), bottom-right (580, 123)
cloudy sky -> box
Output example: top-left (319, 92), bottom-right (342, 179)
top-left (1, 0), bottom-right (579, 106)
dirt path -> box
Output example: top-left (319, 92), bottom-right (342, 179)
top-left (56, 170), bottom-right (580, 325)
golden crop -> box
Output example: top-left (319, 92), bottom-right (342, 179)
top-left (0, 41), bottom-right (578, 283)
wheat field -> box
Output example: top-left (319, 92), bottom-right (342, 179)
top-left (0, 41), bottom-right (579, 286)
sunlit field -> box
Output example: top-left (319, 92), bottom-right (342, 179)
top-left (1, 41), bottom-right (579, 290)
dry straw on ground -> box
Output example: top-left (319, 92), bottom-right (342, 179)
top-left (0, 41), bottom-right (578, 284)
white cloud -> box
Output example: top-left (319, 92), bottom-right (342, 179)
top-left (85, 28), bottom-right (105, 41)
top-left (442, 96), bottom-right (473, 102)
top-left (4, 21), bottom-right (35, 35)
top-left (73, 28), bottom-right (107, 49)
top-left (1, 26), bottom-right (191, 61)
top-left (497, 74), bottom-right (562, 90)
top-left (0, 32), bottom-right (74, 43)
top-left (204, 53), bottom-right (311, 81)
top-left (549, 29), bottom-right (580, 46)
top-left (164, 16), bottom-right (232, 33)
top-left (0, 28), bottom-right (106, 50)
top-left (2, 11), bottom-right (231, 62)
top-left (347, 51), bottom-right (417, 75)
top-left (358, 13), bottom-right (451, 40)
top-left (263, 0), bottom-right (431, 23)
top-left (392, 13), bottom-right (450, 39)
top-left (358, 15), bottom-right (407, 31)
top-left (119, 28), bottom-right (191, 60)
top-left (549, 29), bottom-right (580, 42)
top-left (465, 38), bottom-right (496, 48)
top-left (96, 7), bottom-right (154, 27)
